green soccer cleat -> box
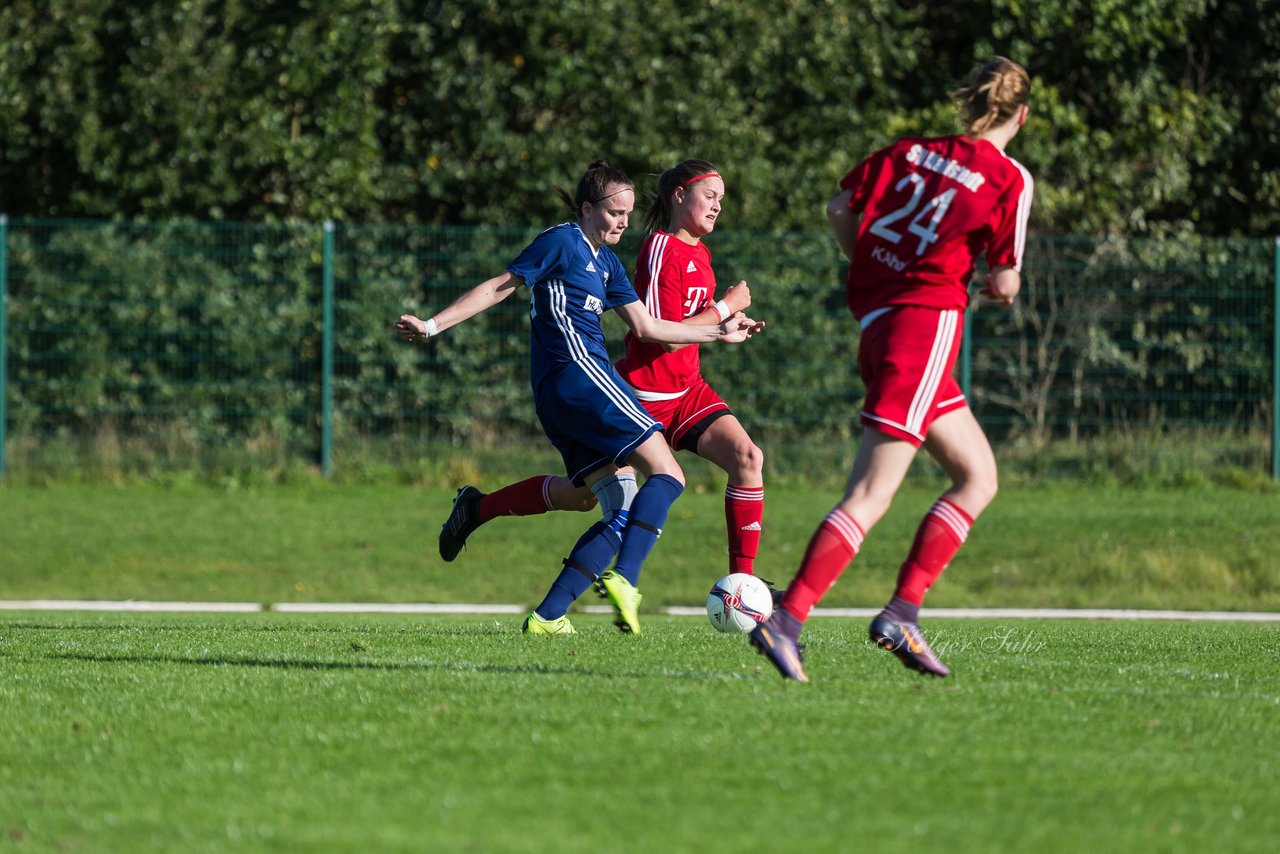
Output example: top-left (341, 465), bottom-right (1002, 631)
top-left (521, 612), bottom-right (576, 635)
top-left (594, 570), bottom-right (643, 635)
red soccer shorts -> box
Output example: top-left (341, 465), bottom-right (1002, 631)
top-left (857, 306), bottom-right (967, 447)
top-left (633, 375), bottom-right (731, 452)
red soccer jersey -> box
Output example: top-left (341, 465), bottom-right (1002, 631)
top-left (615, 231), bottom-right (717, 395)
top-left (840, 134), bottom-right (1033, 320)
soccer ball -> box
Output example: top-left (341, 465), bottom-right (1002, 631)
top-left (706, 573), bottom-right (773, 633)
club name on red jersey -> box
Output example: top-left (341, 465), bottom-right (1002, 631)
top-left (904, 144), bottom-right (987, 193)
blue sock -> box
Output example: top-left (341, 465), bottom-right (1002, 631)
top-left (534, 520), bottom-right (621, 619)
top-left (612, 473), bottom-right (684, 586)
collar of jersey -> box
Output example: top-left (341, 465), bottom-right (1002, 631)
top-left (571, 222), bottom-right (600, 259)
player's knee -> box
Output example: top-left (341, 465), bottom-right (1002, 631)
top-left (654, 465), bottom-right (685, 488)
top-left (973, 471), bottom-right (999, 511)
top-left (735, 441), bottom-right (764, 479)
top-left (844, 486), bottom-right (896, 529)
top-left (954, 467), bottom-right (998, 515)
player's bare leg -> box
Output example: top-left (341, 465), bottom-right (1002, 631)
top-left (871, 409), bottom-right (997, 677)
top-left (695, 415), bottom-right (768, 581)
top-left (546, 476), bottom-right (601, 512)
top-left (837, 427), bottom-right (918, 528)
top-left (695, 415), bottom-right (763, 489)
top-left (921, 408), bottom-right (999, 518)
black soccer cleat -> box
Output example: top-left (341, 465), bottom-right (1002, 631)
top-left (757, 576), bottom-right (786, 610)
top-left (868, 611), bottom-right (950, 677)
top-left (438, 485), bottom-right (485, 562)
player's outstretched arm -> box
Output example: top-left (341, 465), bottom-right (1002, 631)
top-left (614, 301), bottom-right (764, 346)
top-left (395, 272), bottom-right (524, 342)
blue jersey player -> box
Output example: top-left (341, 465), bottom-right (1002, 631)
top-left (395, 161), bottom-right (764, 635)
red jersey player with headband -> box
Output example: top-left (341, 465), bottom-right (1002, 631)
top-left (751, 56), bottom-right (1035, 682)
top-left (614, 160), bottom-right (767, 581)
top-left (436, 160), bottom-right (773, 596)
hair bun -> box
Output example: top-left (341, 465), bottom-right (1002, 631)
top-left (588, 159), bottom-right (610, 170)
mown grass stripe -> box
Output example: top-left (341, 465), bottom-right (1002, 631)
top-left (2, 600), bottom-right (1279, 621)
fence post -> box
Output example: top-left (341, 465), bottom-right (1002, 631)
top-left (1273, 237), bottom-right (1279, 481)
top-left (0, 215), bottom-right (7, 479)
top-left (321, 220), bottom-right (335, 477)
top-left (960, 306), bottom-right (972, 400)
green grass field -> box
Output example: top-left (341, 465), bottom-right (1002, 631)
top-left (3, 480), bottom-right (1278, 851)
top-left (3, 612), bottom-right (1277, 851)
top-left (2, 481), bottom-right (1278, 611)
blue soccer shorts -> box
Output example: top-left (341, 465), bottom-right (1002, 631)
top-left (535, 358), bottom-right (662, 485)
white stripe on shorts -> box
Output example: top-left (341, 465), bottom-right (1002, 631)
top-left (905, 310), bottom-right (958, 436)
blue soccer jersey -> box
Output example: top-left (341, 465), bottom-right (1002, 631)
top-left (506, 222), bottom-right (659, 483)
top-left (507, 222), bottom-right (639, 386)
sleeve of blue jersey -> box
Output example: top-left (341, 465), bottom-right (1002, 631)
top-left (602, 249), bottom-right (640, 309)
top-left (506, 228), bottom-right (564, 286)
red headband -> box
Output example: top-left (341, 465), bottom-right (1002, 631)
top-left (674, 172), bottom-right (721, 195)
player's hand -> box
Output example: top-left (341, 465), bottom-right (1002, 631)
top-left (736, 314), bottom-right (766, 336)
top-left (722, 281), bottom-right (752, 313)
top-left (395, 314), bottom-right (430, 342)
top-left (719, 312), bottom-right (766, 343)
top-left (975, 268), bottom-right (1019, 307)
top-left (977, 285), bottom-right (1015, 307)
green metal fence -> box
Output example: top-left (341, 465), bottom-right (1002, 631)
top-left (0, 218), bottom-right (1275, 478)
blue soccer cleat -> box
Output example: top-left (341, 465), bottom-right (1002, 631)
top-left (868, 611), bottom-right (950, 677)
top-left (749, 609), bottom-right (809, 683)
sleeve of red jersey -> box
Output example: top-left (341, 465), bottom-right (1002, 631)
top-left (838, 150), bottom-right (882, 216)
top-left (985, 169), bottom-right (1035, 272)
top-left (638, 233), bottom-right (685, 321)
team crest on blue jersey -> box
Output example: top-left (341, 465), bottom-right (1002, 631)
top-left (583, 295), bottom-right (605, 315)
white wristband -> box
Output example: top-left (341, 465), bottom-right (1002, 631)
top-left (422, 317), bottom-right (439, 338)
top-left (713, 300), bottom-right (731, 322)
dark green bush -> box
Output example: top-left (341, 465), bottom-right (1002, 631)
top-left (1, 1), bottom-right (1276, 236)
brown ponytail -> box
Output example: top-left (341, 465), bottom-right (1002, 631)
top-left (554, 160), bottom-right (634, 218)
top-left (951, 56), bottom-right (1030, 137)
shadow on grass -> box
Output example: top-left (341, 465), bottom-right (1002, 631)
top-left (48, 651), bottom-right (746, 682)
top-left (5, 621), bottom-right (491, 636)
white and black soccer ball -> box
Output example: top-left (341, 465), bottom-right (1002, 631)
top-left (706, 573), bottom-right (773, 633)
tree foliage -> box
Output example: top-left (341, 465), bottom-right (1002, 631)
top-left (1, 0), bottom-right (1276, 236)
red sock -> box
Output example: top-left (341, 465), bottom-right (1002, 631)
top-left (477, 476), bottom-right (555, 524)
top-left (894, 498), bottom-right (973, 605)
top-left (725, 484), bottom-right (764, 574)
top-left (780, 508), bottom-right (864, 622)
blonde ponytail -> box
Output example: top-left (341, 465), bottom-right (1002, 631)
top-left (951, 56), bottom-right (1030, 137)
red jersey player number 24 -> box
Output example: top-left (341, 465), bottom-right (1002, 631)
top-left (844, 134), bottom-right (1032, 319)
